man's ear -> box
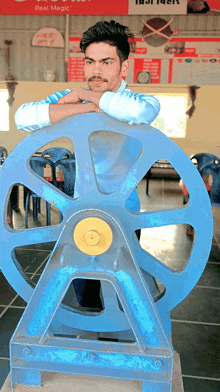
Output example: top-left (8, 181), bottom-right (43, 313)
top-left (121, 59), bottom-right (130, 77)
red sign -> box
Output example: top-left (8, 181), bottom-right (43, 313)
top-left (0, 0), bottom-right (128, 15)
top-left (133, 59), bottom-right (161, 84)
top-left (68, 57), bottom-right (86, 82)
top-left (135, 48), bottom-right (147, 55)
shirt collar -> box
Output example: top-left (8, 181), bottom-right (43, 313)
top-left (116, 79), bottom-right (127, 93)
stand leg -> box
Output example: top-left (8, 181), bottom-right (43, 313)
top-left (142, 380), bottom-right (171, 391)
top-left (11, 367), bottom-right (41, 388)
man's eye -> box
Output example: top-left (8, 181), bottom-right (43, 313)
top-left (85, 61), bottom-right (92, 65)
top-left (104, 61), bottom-right (111, 65)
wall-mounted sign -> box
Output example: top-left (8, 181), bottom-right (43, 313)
top-left (128, 37), bottom-right (220, 85)
top-left (68, 37), bottom-right (85, 82)
top-left (32, 28), bottom-right (64, 48)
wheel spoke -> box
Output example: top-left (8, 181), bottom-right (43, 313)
top-left (127, 206), bottom-right (193, 232)
top-left (117, 150), bottom-right (155, 202)
top-left (73, 137), bottom-right (99, 197)
top-left (20, 170), bottom-right (75, 213)
top-left (131, 244), bottom-right (176, 289)
top-left (3, 225), bottom-right (62, 249)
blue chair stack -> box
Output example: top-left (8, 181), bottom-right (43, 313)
top-left (25, 156), bottom-right (56, 228)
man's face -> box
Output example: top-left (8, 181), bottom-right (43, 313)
top-left (84, 42), bottom-right (129, 92)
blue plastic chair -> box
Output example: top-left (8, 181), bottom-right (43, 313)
top-left (41, 148), bottom-right (73, 162)
top-left (191, 153), bottom-right (219, 174)
top-left (54, 157), bottom-right (76, 196)
top-left (25, 156), bottom-right (56, 228)
top-left (54, 158), bottom-right (76, 222)
top-left (200, 163), bottom-right (220, 206)
top-left (0, 146), bottom-right (8, 166)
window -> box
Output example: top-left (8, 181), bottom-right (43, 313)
top-left (0, 90), bottom-right (9, 131)
top-left (152, 93), bottom-right (188, 138)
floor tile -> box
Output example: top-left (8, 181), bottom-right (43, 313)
top-left (18, 241), bottom-right (56, 251)
top-left (183, 377), bottom-right (220, 392)
top-left (171, 286), bottom-right (220, 323)
top-left (0, 359), bottom-right (10, 390)
top-left (139, 239), bottom-right (193, 271)
top-left (0, 273), bottom-right (18, 306)
top-left (172, 322), bottom-right (220, 378)
top-left (0, 308), bottom-right (24, 358)
top-left (12, 295), bottom-right (27, 307)
top-left (197, 263), bottom-right (220, 288)
top-left (207, 245), bottom-right (220, 263)
top-left (14, 248), bottom-right (51, 273)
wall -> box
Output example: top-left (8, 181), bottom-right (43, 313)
top-left (1, 14), bottom-right (220, 158)
top-left (1, 14), bottom-right (220, 82)
top-left (0, 81), bottom-right (220, 157)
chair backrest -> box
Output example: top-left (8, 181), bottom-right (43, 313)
top-left (41, 148), bottom-right (73, 163)
top-left (54, 158), bottom-right (76, 197)
top-left (29, 156), bottom-right (56, 185)
top-left (191, 153), bottom-right (219, 174)
top-left (0, 146), bottom-right (8, 165)
top-left (200, 163), bottom-right (220, 206)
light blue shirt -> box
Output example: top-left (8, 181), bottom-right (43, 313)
top-left (15, 80), bottom-right (160, 212)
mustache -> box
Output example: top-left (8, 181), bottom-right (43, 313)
top-left (88, 75), bottom-right (108, 83)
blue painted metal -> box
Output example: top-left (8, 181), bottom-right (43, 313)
top-left (0, 113), bottom-right (213, 390)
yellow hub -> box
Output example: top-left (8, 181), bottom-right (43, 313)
top-left (73, 217), bottom-right (113, 256)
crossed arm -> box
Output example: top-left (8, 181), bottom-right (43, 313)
top-left (15, 86), bottom-right (160, 132)
top-left (49, 88), bottom-right (103, 125)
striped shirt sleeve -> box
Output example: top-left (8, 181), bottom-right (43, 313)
top-left (15, 89), bottom-right (72, 132)
top-left (99, 89), bottom-right (160, 125)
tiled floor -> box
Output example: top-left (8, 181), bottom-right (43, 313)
top-left (0, 179), bottom-right (220, 391)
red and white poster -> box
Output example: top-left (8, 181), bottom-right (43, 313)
top-left (68, 57), bottom-right (85, 82)
top-left (68, 37), bottom-right (85, 82)
top-left (133, 59), bottom-right (162, 84)
top-left (131, 37), bottom-right (220, 85)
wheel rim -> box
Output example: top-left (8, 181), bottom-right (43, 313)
top-left (0, 113), bottom-right (213, 328)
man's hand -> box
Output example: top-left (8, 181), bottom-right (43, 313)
top-left (58, 88), bottom-right (104, 106)
top-left (57, 89), bottom-right (82, 104)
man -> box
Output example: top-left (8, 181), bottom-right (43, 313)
top-left (15, 20), bottom-right (160, 309)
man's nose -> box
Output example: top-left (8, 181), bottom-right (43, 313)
top-left (93, 62), bottom-right (102, 74)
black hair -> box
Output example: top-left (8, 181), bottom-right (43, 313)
top-left (80, 20), bottom-right (134, 65)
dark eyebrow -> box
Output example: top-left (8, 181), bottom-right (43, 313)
top-left (85, 56), bottom-right (114, 62)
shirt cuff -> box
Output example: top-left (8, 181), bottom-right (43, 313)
top-left (36, 103), bottom-right (51, 128)
top-left (99, 91), bottom-right (115, 113)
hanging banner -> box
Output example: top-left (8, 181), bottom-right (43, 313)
top-left (2, 0), bottom-right (220, 14)
top-left (129, 0), bottom-right (187, 15)
top-left (0, 0), bottom-right (189, 15)
top-left (0, 0), bottom-right (128, 15)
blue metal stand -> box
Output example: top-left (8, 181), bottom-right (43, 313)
top-left (0, 114), bottom-right (213, 391)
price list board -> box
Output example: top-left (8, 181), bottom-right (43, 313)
top-left (68, 56), bottom-right (85, 82)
